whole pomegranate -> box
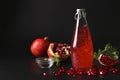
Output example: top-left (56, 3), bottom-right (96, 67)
top-left (30, 37), bottom-right (49, 57)
top-left (47, 43), bottom-right (71, 65)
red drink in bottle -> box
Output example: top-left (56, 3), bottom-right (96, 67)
top-left (71, 9), bottom-right (94, 69)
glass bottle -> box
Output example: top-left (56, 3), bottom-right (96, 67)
top-left (71, 9), bottom-right (94, 69)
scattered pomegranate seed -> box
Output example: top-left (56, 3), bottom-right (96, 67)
top-left (43, 65), bottom-right (119, 78)
top-left (99, 68), bottom-right (107, 76)
top-left (52, 71), bottom-right (55, 74)
top-left (87, 68), bottom-right (98, 76)
top-left (109, 67), bottom-right (119, 74)
top-left (54, 72), bottom-right (61, 77)
top-left (70, 67), bottom-right (75, 72)
top-left (59, 66), bottom-right (66, 73)
top-left (82, 69), bottom-right (88, 75)
top-left (67, 71), bottom-right (73, 76)
top-left (54, 73), bottom-right (58, 77)
top-left (67, 67), bottom-right (78, 76)
top-left (72, 74), bottom-right (77, 77)
top-left (76, 69), bottom-right (83, 75)
top-left (42, 72), bottom-right (48, 77)
top-left (57, 72), bottom-right (62, 77)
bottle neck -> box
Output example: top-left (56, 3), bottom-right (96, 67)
top-left (79, 16), bottom-right (88, 26)
top-left (75, 9), bottom-right (88, 27)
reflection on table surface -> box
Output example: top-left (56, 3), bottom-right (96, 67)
top-left (29, 58), bottom-right (120, 80)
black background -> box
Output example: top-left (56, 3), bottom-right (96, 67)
top-left (0, 0), bottom-right (120, 80)
top-left (0, 0), bottom-right (120, 57)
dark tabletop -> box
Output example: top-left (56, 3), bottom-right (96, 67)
top-left (0, 51), bottom-right (120, 80)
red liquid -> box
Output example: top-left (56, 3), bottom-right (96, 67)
top-left (71, 26), bottom-right (94, 69)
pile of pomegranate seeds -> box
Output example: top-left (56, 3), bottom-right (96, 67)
top-left (42, 65), bottom-right (119, 78)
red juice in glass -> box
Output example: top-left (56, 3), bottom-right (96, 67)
top-left (71, 9), bottom-right (94, 69)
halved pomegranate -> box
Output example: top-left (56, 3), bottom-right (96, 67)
top-left (98, 54), bottom-right (118, 66)
top-left (47, 43), bottom-right (71, 60)
top-left (94, 43), bottom-right (119, 66)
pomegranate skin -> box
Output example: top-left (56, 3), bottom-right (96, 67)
top-left (30, 37), bottom-right (49, 57)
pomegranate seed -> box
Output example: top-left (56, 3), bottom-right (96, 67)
top-left (99, 68), bottom-right (107, 76)
top-left (52, 71), bottom-right (56, 74)
top-left (59, 69), bottom-right (63, 73)
top-left (72, 74), bottom-right (77, 77)
top-left (42, 72), bottom-right (48, 77)
top-left (82, 69), bottom-right (88, 75)
top-left (59, 69), bottom-right (65, 73)
top-left (67, 72), bottom-right (71, 76)
top-left (67, 71), bottom-right (73, 76)
top-left (54, 72), bottom-right (62, 77)
top-left (87, 68), bottom-right (98, 76)
top-left (109, 67), bottom-right (119, 74)
top-left (59, 66), bottom-right (66, 73)
top-left (52, 65), bottom-right (119, 77)
top-left (54, 73), bottom-right (58, 77)
top-left (58, 72), bottom-right (62, 76)
top-left (70, 67), bottom-right (76, 73)
top-left (77, 69), bottom-right (83, 75)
